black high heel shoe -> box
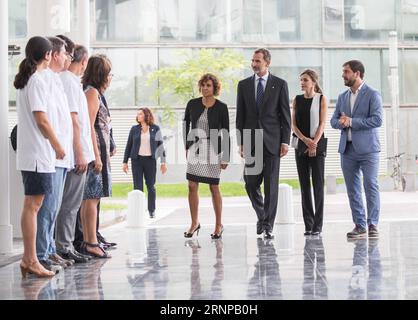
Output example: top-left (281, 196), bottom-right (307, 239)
top-left (184, 224), bottom-right (201, 238)
top-left (211, 225), bottom-right (224, 239)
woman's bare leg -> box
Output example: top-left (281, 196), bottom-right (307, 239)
top-left (209, 184), bottom-right (222, 235)
top-left (187, 181), bottom-right (200, 233)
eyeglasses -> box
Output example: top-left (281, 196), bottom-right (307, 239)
top-left (66, 52), bottom-right (74, 61)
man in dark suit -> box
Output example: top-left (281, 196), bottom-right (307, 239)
top-left (236, 48), bottom-right (291, 239)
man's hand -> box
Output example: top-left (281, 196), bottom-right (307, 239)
top-left (55, 145), bottom-right (66, 160)
top-left (339, 112), bottom-right (351, 128)
top-left (74, 154), bottom-right (88, 174)
top-left (122, 163), bottom-right (128, 174)
top-left (280, 144), bottom-right (289, 158)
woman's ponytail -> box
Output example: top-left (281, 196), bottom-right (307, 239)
top-left (315, 83), bottom-right (323, 95)
top-left (13, 37), bottom-right (52, 89)
top-left (14, 58), bottom-right (37, 89)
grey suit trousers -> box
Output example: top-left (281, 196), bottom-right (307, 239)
top-left (55, 170), bottom-right (86, 254)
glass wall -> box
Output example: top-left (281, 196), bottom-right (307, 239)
top-left (401, 50), bottom-right (418, 104)
top-left (344, 0), bottom-right (397, 42)
top-left (324, 49), bottom-right (383, 102)
top-left (8, 0), bottom-right (27, 39)
top-left (323, 0), bottom-right (344, 42)
top-left (7, 0), bottom-right (418, 43)
top-left (90, 0), bottom-right (418, 44)
top-left (400, 0), bottom-right (418, 42)
top-left (95, 0), bottom-right (158, 42)
top-left (92, 48), bottom-right (159, 107)
top-left (94, 0), bottom-right (323, 43)
top-left (264, 49), bottom-right (322, 100)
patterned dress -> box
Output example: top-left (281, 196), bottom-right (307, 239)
top-left (83, 86), bottom-right (112, 199)
top-left (186, 107), bottom-right (222, 185)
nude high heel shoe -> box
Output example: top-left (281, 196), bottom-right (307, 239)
top-left (20, 261), bottom-right (55, 278)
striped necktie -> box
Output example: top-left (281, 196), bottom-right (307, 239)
top-left (256, 78), bottom-right (264, 111)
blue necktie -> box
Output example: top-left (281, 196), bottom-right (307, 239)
top-left (256, 78), bottom-right (264, 111)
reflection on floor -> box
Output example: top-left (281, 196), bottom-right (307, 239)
top-left (0, 220), bottom-right (418, 300)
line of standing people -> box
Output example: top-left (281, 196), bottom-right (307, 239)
top-left (15, 35), bottom-right (117, 278)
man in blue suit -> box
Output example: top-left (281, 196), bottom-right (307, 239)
top-left (331, 60), bottom-right (383, 240)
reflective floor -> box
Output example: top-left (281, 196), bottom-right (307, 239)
top-left (1, 220), bottom-right (418, 300)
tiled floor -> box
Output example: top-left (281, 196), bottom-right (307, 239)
top-left (1, 220), bottom-right (418, 300)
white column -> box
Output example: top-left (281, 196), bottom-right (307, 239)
top-left (9, 143), bottom-right (24, 238)
top-left (0, 0), bottom-right (13, 254)
top-left (27, 0), bottom-right (71, 37)
top-left (388, 31), bottom-right (401, 190)
top-left (76, 0), bottom-right (90, 49)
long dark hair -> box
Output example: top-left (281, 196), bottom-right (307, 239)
top-left (14, 36), bottom-right (52, 89)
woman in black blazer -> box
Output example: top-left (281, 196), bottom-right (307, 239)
top-left (183, 73), bottom-right (230, 239)
top-left (123, 108), bottom-right (167, 218)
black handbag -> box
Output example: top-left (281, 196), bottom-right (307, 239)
top-left (10, 125), bottom-right (17, 151)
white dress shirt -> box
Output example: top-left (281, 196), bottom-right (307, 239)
top-left (40, 69), bottom-right (74, 169)
top-left (254, 72), bottom-right (269, 101)
top-left (60, 70), bottom-right (95, 163)
top-left (348, 81), bottom-right (365, 141)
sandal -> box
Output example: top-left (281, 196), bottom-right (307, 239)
top-left (81, 242), bottom-right (111, 259)
top-left (97, 234), bottom-right (117, 248)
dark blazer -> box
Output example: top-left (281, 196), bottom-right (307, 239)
top-left (236, 73), bottom-right (291, 156)
top-left (183, 97), bottom-right (230, 163)
top-left (123, 124), bottom-right (166, 163)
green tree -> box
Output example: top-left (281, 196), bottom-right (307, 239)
top-left (147, 49), bottom-right (246, 124)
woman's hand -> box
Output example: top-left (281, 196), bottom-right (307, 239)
top-left (160, 163), bottom-right (167, 175)
top-left (122, 163), bottom-right (128, 174)
top-left (220, 163), bottom-right (228, 170)
top-left (93, 157), bottom-right (103, 173)
top-left (303, 137), bottom-right (317, 149)
top-left (307, 146), bottom-right (317, 157)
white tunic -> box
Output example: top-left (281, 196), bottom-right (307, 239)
top-left (16, 71), bottom-right (55, 173)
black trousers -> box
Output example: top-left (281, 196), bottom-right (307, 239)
top-left (295, 153), bottom-right (325, 232)
top-left (132, 156), bottom-right (157, 213)
top-left (244, 147), bottom-right (280, 233)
